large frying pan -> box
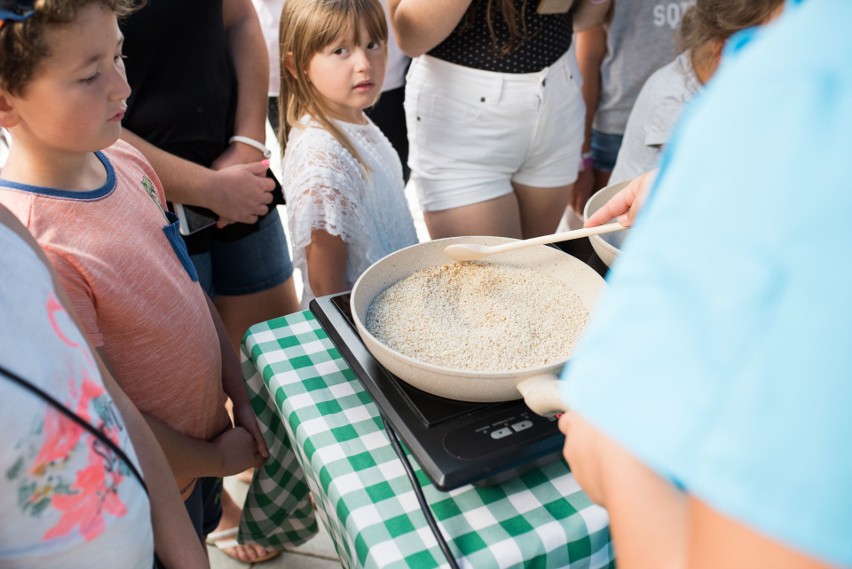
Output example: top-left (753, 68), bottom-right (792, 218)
top-left (350, 236), bottom-right (605, 409)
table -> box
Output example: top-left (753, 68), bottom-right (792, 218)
top-left (237, 310), bottom-right (614, 569)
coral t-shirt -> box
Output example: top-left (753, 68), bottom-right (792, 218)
top-left (0, 140), bottom-right (229, 496)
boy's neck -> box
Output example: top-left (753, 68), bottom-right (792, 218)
top-left (1, 145), bottom-right (108, 192)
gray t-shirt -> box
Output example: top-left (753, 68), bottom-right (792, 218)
top-left (610, 51), bottom-right (701, 183)
top-left (594, 0), bottom-right (693, 135)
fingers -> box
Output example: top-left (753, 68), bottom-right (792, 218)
top-left (585, 170), bottom-right (655, 228)
top-left (245, 158), bottom-right (272, 176)
top-left (585, 186), bottom-right (635, 227)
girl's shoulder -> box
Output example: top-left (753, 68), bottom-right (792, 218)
top-left (287, 118), bottom-right (345, 151)
top-left (283, 120), bottom-right (364, 186)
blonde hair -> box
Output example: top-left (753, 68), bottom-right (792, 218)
top-left (278, 0), bottom-right (387, 168)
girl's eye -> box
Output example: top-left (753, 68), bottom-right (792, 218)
top-left (367, 41), bottom-right (381, 50)
top-left (333, 47), bottom-right (349, 56)
top-left (81, 73), bottom-right (100, 84)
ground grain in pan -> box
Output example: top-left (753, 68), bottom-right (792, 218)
top-left (365, 262), bottom-right (589, 371)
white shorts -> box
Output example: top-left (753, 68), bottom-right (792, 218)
top-left (404, 46), bottom-right (585, 212)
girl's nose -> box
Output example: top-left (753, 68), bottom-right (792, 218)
top-left (354, 48), bottom-right (371, 71)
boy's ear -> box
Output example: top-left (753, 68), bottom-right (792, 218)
top-left (0, 92), bottom-right (20, 128)
top-left (283, 52), bottom-right (299, 79)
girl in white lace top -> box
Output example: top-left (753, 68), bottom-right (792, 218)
top-left (279, 0), bottom-right (418, 307)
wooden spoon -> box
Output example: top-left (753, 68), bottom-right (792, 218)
top-left (443, 222), bottom-right (627, 262)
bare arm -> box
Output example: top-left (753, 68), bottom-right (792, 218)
top-left (560, 411), bottom-right (833, 569)
top-left (305, 229), bottom-right (350, 297)
top-left (687, 499), bottom-right (834, 569)
top-left (559, 412), bottom-right (687, 569)
top-left (570, 23), bottom-right (607, 214)
top-left (388, 0), bottom-right (474, 57)
top-left (573, 0), bottom-right (612, 33)
top-left (142, 412), bottom-right (260, 479)
top-left (216, 0), bottom-right (270, 169)
top-left (577, 24), bottom-right (606, 159)
top-left (93, 347), bottom-right (260, 480)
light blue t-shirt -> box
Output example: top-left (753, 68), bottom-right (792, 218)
top-left (561, 0), bottom-right (852, 566)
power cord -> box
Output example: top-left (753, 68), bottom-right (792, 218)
top-left (381, 414), bottom-right (461, 569)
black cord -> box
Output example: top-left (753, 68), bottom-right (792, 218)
top-left (0, 363), bottom-right (148, 497)
top-left (380, 414), bottom-right (460, 569)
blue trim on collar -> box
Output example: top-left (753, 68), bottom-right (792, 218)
top-left (0, 151), bottom-right (116, 200)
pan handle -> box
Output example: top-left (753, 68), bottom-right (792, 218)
top-left (516, 374), bottom-right (569, 417)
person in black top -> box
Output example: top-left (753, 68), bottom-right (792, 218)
top-left (119, 0), bottom-right (295, 563)
top-left (389, 0), bottom-right (611, 240)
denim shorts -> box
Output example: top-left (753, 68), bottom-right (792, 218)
top-left (590, 129), bottom-right (624, 172)
top-left (191, 206), bottom-right (294, 298)
top-left (184, 476), bottom-right (223, 544)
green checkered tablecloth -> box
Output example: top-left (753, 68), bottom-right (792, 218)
top-left (238, 310), bottom-right (614, 569)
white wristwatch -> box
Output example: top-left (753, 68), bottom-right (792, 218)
top-left (229, 135), bottom-right (272, 159)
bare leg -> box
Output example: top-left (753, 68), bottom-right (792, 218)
top-left (513, 181), bottom-right (574, 239)
top-left (208, 488), bottom-right (279, 562)
top-left (423, 193), bottom-right (522, 239)
top-left (215, 276), bottom-right (300, 353)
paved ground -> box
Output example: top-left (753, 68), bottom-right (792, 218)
top-left (208, 477), bottom-right (341, 569)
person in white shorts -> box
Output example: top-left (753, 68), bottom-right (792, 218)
top-left (390, 0), bottom-right (611, 239)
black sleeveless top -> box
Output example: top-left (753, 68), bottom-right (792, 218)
top-left (120, 0), bottom-right (237, 168)
top-left (428, 0), bottom-right (573, 73)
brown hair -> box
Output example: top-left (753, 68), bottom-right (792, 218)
top-left (0, 0), bottom-right (138, 95)
top-left (679, 0), bottom-right (784, 67)
top-left (278, 0), bottom-right (387, 168)
top-left (463, 0), bottom-right (531, 58)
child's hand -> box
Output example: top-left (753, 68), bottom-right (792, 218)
top-left (213, 426), bottom-right (263, 476)
top-left (232, 401), bottom-right (270, 460)
top-left (206, 161), bottom-right (275, 225)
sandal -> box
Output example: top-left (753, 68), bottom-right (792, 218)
top-left (206, 527), bottom-right (282, 564)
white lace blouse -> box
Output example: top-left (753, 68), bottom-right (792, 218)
top-left (282, 116), bottom-right (419, 306)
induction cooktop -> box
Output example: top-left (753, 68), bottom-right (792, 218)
top-left (309, 291), bottom-right (567, 490)
top-left (309, 239), bottom-right (606, 491)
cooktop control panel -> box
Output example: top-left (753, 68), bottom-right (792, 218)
top-left (444, 408), bottom-right (559, 460)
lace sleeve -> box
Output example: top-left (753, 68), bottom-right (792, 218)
top-left (282, 126), bottom-right (372, 268)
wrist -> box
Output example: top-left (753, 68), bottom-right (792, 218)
top-left (579, 151), bottom-right (594, 171)
top-left (229, 135), bottom-right (271, 159)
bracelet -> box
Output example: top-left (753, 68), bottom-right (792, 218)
top-left (580, 151), bottom-right (594, 171)
top-left (229, 135), bottom-right (271, 159)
